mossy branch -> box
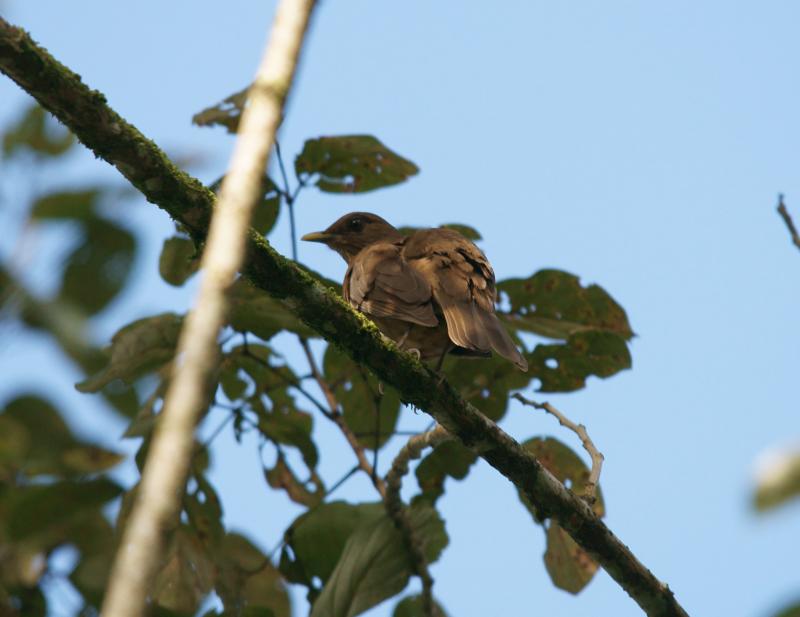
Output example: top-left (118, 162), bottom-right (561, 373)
top-left (0, 17), bottom-right (689, 617)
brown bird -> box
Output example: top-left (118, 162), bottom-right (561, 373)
top-left (301, 212), bottom-right (527, 371)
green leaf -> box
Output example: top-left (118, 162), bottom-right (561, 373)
top-left (227, 279), bottom-right (317, 340)
top-left (543, 522), bottom-right (598, 594)
top-left (528, 330), bottom-right (631, 392)
top-left (393, 595), bottom-right (448, 617)
top-left (153, 526), bottom-right (215, 615)
top-left (753, 450), bottom-right (800, 512)
top-left (323, 346), bottom-right (401, 450)
top-left (279, 502), bottom-right (384, 587)
top-left (76, 312), bottom-right (183, 392)
top-left (67, 511), bottom-right (116, 605)
top-left (184, 473), bottom-right (225, 548)
top-left (265, 453), bottom-right (324, 508)
top-left (6, 478), bottom-right (123, 541)
top-left (498, 269), bottom-right (633, 340)
top-left (209, 175), bottom-right (280, 235)
top-left (30, 189), bottom-right (99, 220)
top-left (215, 533), bottom-right (291, 617)
top-left (311, 505), bottom-right (447, 617)
top-left (3, 104), bottom-right (74, 158)
top-left (159, 236), bottom-right (199, 286)
top-left (295, 135), bottom-right (419, 193)
top-left (257, 405), bottom-right (318, 468)
top-left (413, 441), bottom-right (476, 505)
top-left (518, 437), bottom-right (604, 519)
top-left (192, 86), bottom-right (249, 133)
top-left (772, 600), bottom-right (800, 617)
top-left (58, 217), bottom-right (136, 315)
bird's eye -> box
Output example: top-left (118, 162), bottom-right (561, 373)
top-left (348, 217), bottom-right (363, 232)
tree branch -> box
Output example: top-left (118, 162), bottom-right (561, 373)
top-left (513, 393), bottom-right (604, 502)
top-left (74, 2), bottom-right (316, 615)
top-left (777, 194), bottom-right (800, 253)
top-left (0, 19), bottom-right (689, 617)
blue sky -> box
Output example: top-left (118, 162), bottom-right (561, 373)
top-left (2, 1), bottom-right (800, 616)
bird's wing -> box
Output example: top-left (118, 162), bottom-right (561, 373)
top-left (403, 229), bottom-right (528, 370)
top-left (344, 241), bottom-right (439, 327)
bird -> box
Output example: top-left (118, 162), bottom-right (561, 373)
top-left (301, 212), bottom-right (527, 371)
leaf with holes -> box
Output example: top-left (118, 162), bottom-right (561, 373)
top-left (322, 345), bottom-right (401, 450)
top-left (265, 453), bottom-right (324, 508)
top-left (295, 135), bottom-right (419, 193)
top-left (499, 269), bottom-right (633, 340)
top-left (159, 235), bottom-right (199, 286)
top-left (543, 522), bottom-right (599, 594)
top-left (192, 86), bottom-right (249, 133)
top-left (413, 440), bottom-right (476, 506)
top-left (209, 175), bottom-right (280, 235)
top-left (76, 313), bottom-right (183, 392)
top-left (528, 330), bottom-right (631, 392)
top-left (310, 505), bottom-right (447, 617)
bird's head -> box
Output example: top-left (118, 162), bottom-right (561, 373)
top-left (301, 212), bottom-right (403, 263)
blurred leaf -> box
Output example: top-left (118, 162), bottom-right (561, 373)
top-left (265, 453), bottom-right (324, 508)
top-left (58, 217), bottom-right (136, 315)
top-left (445, 352), bottom-right (530, 421)
top-left (210, 175), bottom-right (280, 236)
top-left (393, 594), bottom-right (448, 617)
top-left (60, 446), bottom-right (124, 474)
top-left (184, 473), bottom-right (224, 548)
top-left (77, 312), bottom-right (183, 392)
top-left (311, 505), bottom-right (447, 617)
top-left (753, 450), bottom-right (800, 512)
top-left (219, 360), bottom-right (249, 402)
top-left (543, 523), bottom-right (598, 594)
top-left (528, 330), bottom-right (631, 392)
top-left (6, 478), bottom-right (122, 541)
top-left (215, 533), bottom-right (291, 617)
top-left (323, 346), bottom-right (401, 450)
top-left (279, 502), bottom-right (383, 587)
top-left (3, 104), bottom-right (74, 158)
top-left (153, 526), bottom-right (215, 615)
top-left (159, 236), bottom-right (199, 286)
top-left (192, 86), bottom-right (249, 133)
top-left (257, 405), bottom-right (318, 469)
top-left (413, 441), bottom-right (476, 506)
top-left (68, 511), bottom-right (116, 605)
top-left (30, 189), bottom-right (98, 220)
top-left (0, 587), bottom-right (47, 617)
top-left (295, 135), bottom-right (418, 193)
top-left (518, 437), bottom-right (604, 519)
top-left (228, 279), bottom-right (316, 340)
top-left (0, 415), bottom-right (30, 472)
top-left (498, 269), bottom-right (633, 340)
top-left (772, 600), bottom-right (800, 617)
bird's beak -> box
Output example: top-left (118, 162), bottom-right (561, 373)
top-left (301, 231), bottom-right (336, 244)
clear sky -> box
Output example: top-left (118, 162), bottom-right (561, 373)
top-left (2, 1), bottom-right (800, 616)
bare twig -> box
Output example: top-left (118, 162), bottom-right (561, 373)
top-left (299, 336), bottom-right (387, 498)
top-left (513, 393), bottom-right (604, 502)
top-left (98, 3), bottom-right (317, 616)
top-left (385, 425), bottom-right (452, 617)
top-left (777, 194), bottom-right (800, 253)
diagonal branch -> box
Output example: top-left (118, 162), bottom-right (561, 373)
top-left (0, 19), bottom-right (689, 617)
top-left (777, 194), bottom-right (800, 253)
top-left (74, 2), bottom-right (318, 616)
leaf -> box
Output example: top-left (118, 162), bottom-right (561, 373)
top-left (753, 449), bottom-right (800, 512)
top-left (215, 533), bottom-right (291, 617)
top-left (528, 330), bottom-right (631, 392)
top-left (227, 279), bottom-right (316, 340)
top-left (184, 474), bottom-right (225, 548)
top-left (3, 104), bottom-right (74, 158)
top-left (543, 523), bottom-right (599, 594)
top-left (209, 175), bottom-right (280, 236)
top-left (30, 189), bottom-right (99, 220)
top-left (6, 478), bottom-right (123, 541)
top-left (265, 453), bottom-right (324, 508)
top-left (60, 446), bottom-right (124, 473)
top-left (257, 405), bottom-right (318, 469)
top-left (279, 502), bottom-right (383, 587)
top-left (323, 346), bottom-right (401, 450)
top-left (295, 135), bottom-right (419, 193)
top-left (498, 269), bottom-right (633, 340)
top-left (311, 505), bottom-right (447, 617)
top-left (58, 217), bottom-right (136, 315)
top-left (67, 511), bottom-right (116, 605)
top-left (192, 86), bottom-right (249, 133)
top-left (393, 595), bottom-right (448, 617)
top-left (153, 526), bottom-right (215, 615)
top-left (518, 437), bottom-right (604, 519)
top-left (772, 600), bottom-right (800, 617)
top-left (413, 441), bottom-right (476, 505)
top-left (159, 236), bottom-right (199, 286)
top-left (76, 312), bottom-right (183, 392)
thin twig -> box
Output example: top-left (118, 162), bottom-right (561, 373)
top-left (298, 336), bottom-right (387, 498)
top-left (385, 425), bottom-right (452, 617)
top-left (274, 140), bottom-right (299, 261)
top-left (777, 194), bottom-right (800, 253)
top-left (99, 3), bottom-right (318, 616)
top-left (513, 393), bottom-right (604, 503)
